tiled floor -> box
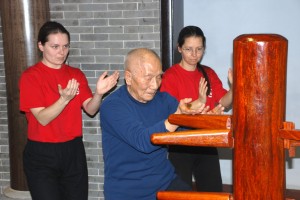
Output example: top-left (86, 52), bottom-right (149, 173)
top-left (0, 194), bottom-right (31, 200)
top-left (0, 188), bottom-right (31, 200)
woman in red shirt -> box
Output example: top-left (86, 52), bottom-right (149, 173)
top-left (160, 25), bottom-right (232, 192)
top-left (19, 21), bottom-right (119, 200)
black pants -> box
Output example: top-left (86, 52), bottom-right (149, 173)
top-left (166, 175), bottom-right (192, 191)
top-left (23, 137), bottom-right (88, 200)
top-left (169, 146), bottom-right (223, 192)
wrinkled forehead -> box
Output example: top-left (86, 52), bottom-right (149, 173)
top-left (141, 60), bottom-right (163, 76)
top-left (127, 53), bottom-right (162, 75)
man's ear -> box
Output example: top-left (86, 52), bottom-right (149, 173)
top-left (124, 70), bottom-right (132, 85)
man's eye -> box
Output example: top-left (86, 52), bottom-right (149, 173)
top-left (146, 76), bottom-right (152, 81)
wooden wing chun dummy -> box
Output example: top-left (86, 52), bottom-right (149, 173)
top-left (152, 34), bottom-right (300, 200)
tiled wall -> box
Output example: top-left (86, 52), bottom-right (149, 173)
top-left (0, 0), bottom-right (161, 199)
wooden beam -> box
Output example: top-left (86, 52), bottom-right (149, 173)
top-left (151, 129), bottom-right (233, 148)
top-left (280, 129), bottom-right (300, 141)
top-left (168, 114), bottom-right (231, 129)
top-left (157, 191), bottom-right (233, 200)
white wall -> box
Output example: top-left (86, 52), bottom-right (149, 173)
top-left (184, 0), bottom-right (300, 189)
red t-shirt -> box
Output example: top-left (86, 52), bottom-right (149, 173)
top-left (160, 63), bottom-right (227, 110)
top-left (19, 62), bottom-right (93, 142)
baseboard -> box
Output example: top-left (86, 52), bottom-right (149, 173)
top-left (191, 183), bottom-right (300, 199)
top-left (223, 184), bottom-right (300, 200)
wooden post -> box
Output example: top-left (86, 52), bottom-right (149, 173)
top-left (0, 0), bottom-right (49, 196)
top-left (233, 34), bottom-right (288, 199)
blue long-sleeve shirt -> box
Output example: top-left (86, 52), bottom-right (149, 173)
top-left (100, 85), bottom-right (178, 200)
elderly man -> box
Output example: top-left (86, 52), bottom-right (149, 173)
top-left (100, 48), bottom-right (207, 200)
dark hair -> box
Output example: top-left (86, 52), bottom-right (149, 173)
top-left (38, 21), bottom-right (70, 45)
top-left (177, 26), bottom-right (210, 96)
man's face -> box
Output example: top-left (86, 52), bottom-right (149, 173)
top-left (126, 55), bottom-right (163, 103)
